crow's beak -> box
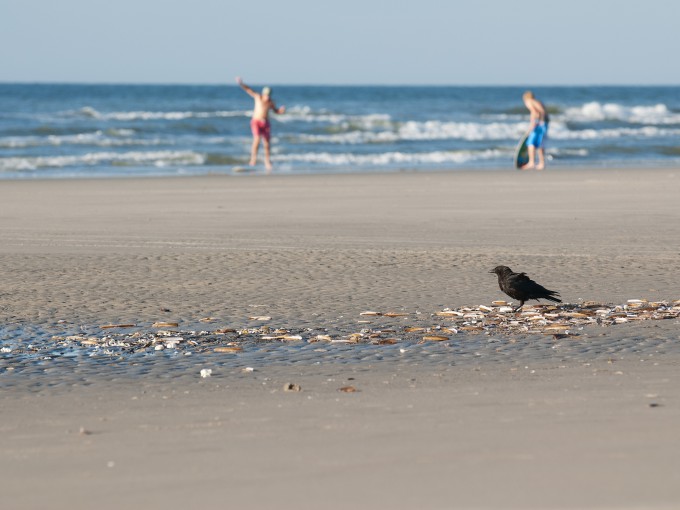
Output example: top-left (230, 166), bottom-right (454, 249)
top-left (488, 270), bottom-right (495, 274)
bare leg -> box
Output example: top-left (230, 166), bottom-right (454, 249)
top-left (521, 146), bottom-right (536, 170)
top-left (263, 138), bottom-right (273, 173)
top-left (249, 136), bottom-right (260, 166)
top-left (536, 147), bottom-right (545, 170)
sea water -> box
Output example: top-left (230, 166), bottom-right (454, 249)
top-left (2, 84), bottom-right (680, 178)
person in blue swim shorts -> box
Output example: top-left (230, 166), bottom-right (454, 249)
top-left (521, 90), bottom-right (549, 170)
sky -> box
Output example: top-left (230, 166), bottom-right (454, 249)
top-left (1, 0), bottom-right (679, 85)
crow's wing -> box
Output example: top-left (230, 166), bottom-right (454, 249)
top-left (509, 272), bottom-right (559, 300)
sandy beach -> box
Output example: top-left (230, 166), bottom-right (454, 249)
top-left (2, 168), bottom-right (680, 509)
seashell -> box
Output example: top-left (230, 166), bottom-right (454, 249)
top-left (249, 316), bottom-right (272, 321)
top-left (383, 312), bottom-right (408, 317)
top-left (527, 315), bottom-right (545, 322)
top-left (282, 335), bottom-right (303, 341)
top-left (214, 328), bottom-right (237, 334)
top-left (460, 326), bottom-right (484, 332)
top-left (284, 383), bottom-right (301, 392)
top-left (404, 327), bottom-right (425, 333)
top-left (562, 312), bottom-right (589, 318)
top-left (491, 301), bottom-right (508, 306)
top-left (100, 324), bottom-right (136, 329)
top-left (338, 386), bottom-right (358, 393)
top-left (80, 339), bottom-right (99, 346)
top-left (152, 322), bottom-right (179, 328)
top-left (463, 313), bottom-right (484, 319)
top-left (214, 346), bottom-right (242, 353)
top-left (478, 305), bottom-right (493, 312)
top-left (435, 310), bottom-right (464, 317)
top-left (199, 317), bottom-right (217, 323)
top-left (627, 299), bottom-right (648, 304)
top-left (423, 335), bottom-right (449, 341)
top-left (440, 327), bottom-right (458, 334)
top-left (154, 344), bottom-right (165, 351)
top-left (200, 368), bottom-right (212, 378)
top-left (582, 301), bottom-right (604, 308)
top-left (543, 325), bottom-right (570, 331)
top-left (360, 311), bottom-right (382, 316)
top-left (377, 338), bottom-right (398, 345)
top-left (614, 317), bottom-right (628, 323)
top-left (498, 307), bottom-right (514, 313)
top-left (316, 334), bottom-right (332, 342)
top-left (242, 367), bottom-right (255, 372)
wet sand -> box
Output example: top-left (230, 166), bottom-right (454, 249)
top-left (2, 168), bottom-right (680, 509)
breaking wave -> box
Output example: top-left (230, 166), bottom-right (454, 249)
top-left (0, 151), bottom-right (205, 172)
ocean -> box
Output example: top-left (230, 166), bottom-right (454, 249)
top-left (1, 84), bottom-right (680, 178)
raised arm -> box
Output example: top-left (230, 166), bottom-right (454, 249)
top-left (236, 76), bottom-right (258, 98)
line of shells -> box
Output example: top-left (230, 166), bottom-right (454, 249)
top-left (3, 299), bottom-right (678, 356)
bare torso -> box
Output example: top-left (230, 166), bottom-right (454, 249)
top-left (252, 95), bottom-right (277, 121)
top-left (526, 98), bottom-right (547, 124)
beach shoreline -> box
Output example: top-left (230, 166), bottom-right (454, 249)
top-left (2, 168), bottom-right (680, 509)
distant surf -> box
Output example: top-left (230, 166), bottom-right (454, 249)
top-left (1, 84), bottom-right (680, 178)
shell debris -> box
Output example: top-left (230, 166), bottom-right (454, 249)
top-left (214, 346), bottom-right (242, 353)
top-left (422, 335), bottom-right (449, 342)
top-left (32, 299), bottom-right (679, 359)
top-left (152, 322), bottom-right (179, 328)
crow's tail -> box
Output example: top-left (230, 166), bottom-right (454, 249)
top-left (545, 291), bottom-right (561, 303)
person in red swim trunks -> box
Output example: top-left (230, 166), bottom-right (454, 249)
top-left (236, 77), bottom-right (286, 172)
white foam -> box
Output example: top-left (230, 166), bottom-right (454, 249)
top-left (547, 122), bottom-right (680, 140)
top-left (277, 106), bottom-right (391, 126)
top-left (563, 102), bottom-right (680, 125)
top-left (297, 120), bottom-right (525, 144)
top-left (0, 131), bottom-right (166, 149)
top-left (0, 150), bottom-right (204, 172)
top-left (276, 149), bottom-right (505, 166)
top-left (73, 106), bottom-right (248, 121)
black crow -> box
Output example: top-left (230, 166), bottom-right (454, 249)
top-left (490, 265), bottom-right (561, 311)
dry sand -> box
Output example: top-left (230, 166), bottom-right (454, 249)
top-left (1, 168), bottom-right (680, 509)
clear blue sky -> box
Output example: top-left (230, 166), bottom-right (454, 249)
top-left (2, 0), bottom-right (679, 85)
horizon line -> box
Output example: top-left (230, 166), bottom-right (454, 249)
top-left (2, 80), bottom-right (680, 88)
